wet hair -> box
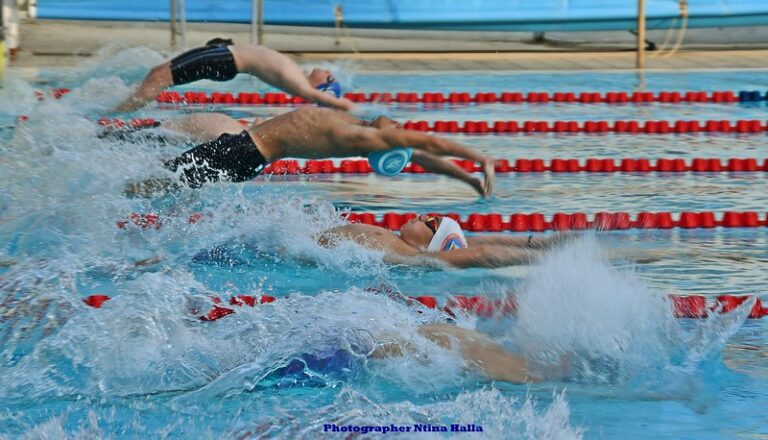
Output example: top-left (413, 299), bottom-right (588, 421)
top-left (206, 38), bottom-right (234, 47)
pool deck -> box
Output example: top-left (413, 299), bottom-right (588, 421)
top-left (6, 19), bottom-right (768, 72)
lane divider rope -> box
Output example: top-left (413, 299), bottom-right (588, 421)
top-left (92, 117), bottom-right (768, 135)
top-left (264, 157), bottom-right (768, 174)
top-left (81, 293), bottom-right (768, 321)
top-left (150, 90), bottom-right (768, 105)
top-left (39, 88), bottom-right (768, 104)
top-left (117, 211), bottom-right (768, 232)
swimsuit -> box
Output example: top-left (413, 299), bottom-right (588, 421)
top-left (260, 332), bottom-right (374, 388)
top-left (169, 44), bottom-right (239, 85)
top-left (164, 130), bottom-right (268, 188)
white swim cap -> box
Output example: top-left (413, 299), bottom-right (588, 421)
top-left (368, 148), bottom-right (413, 176)
top-left (428, 217), bottom-right (468, 252)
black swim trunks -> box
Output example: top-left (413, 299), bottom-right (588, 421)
top-left (169, 43), bottom-right (238, 85)
top-left (164, 131), bottom-right (267, 188)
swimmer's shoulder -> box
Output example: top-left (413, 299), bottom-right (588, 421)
top-left (326, 223), bottom-right (393, 237)
top-left (317, 223), bottom-right (399, 248)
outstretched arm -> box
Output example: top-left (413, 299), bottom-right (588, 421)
top-left (116, 62), bottom-right (174, 112)
top-left (417, 324), bottom-right (541, 383)
top-left (366, 128), bottom-right (495, 197)
top-left (383, 245), bottom-right (537, 268)
top-left (377, 128), bottom-right (486, 162)
top-left (410, 150), bottom-right (487, 197)
top-left (427, 245), bottom-right (536, 268)
top-left (293, 87), bottom-right (356, 111)
top-left (467, 232), bottom-right (579, 249)
top-left (371, 324), bottom-right (541, 383)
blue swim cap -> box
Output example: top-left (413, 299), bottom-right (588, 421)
top-left (368, 148), bottom-right (413, 176)
top-left (315, 78), bottom-right (342, 98)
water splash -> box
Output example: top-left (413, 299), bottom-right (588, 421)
top-left (508, 235), bottom-right (748, 400)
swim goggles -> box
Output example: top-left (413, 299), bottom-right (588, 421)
top-left (424, 216), bottom-right (440, 235)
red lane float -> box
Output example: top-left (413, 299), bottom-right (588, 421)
top-left (34, 88), bottom-right (767, 106)
top-left (82, 293), bottom-right (768, 321)
top-left (408, 119), bottom-right (767, 134)
top-left (117, 211), bottom-right (768, 232)
top-left (151, 89), bottom-right (768, 105)
top-left (343, 211), bottom-right (768, 231)
top-left (260, 157), bottom-right (768, 175)
top-left (95, 116), bottom-right (768, 135)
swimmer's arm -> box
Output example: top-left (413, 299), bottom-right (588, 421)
top-left (467, 232), bottom-right (579, 249)
top-left (374, 129), bottom-right (495, 197)
top-left (290, 86), bottom-right (356, 111)
top-left (376, 128), bottom-right (488, 163)
top-left (417, 324), bottom-right (541, 383)
top-left (427, 245), bottom-right (536, 268)
top-left (410, 150), bottom-right (485, 197)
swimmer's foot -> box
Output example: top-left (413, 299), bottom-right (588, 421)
top-left (124, 177), bottom-right (180, 198)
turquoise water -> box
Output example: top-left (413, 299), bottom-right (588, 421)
top-left (0, 51), bottom-right (767, 438)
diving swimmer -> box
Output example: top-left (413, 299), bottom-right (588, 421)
top-left (116, 38), bottom-right (354, 112)
top-left (318, 214), bottom-right (568, 268)
top-left (124, 107), bottom-right (496, 198)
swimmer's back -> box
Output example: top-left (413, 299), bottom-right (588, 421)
top-left (249, 107), bottom-right (363, 160)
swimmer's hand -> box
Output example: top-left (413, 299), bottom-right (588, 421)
top-left (124, 177), bottom-right (180, 198)
top-left (481, 158), bottom-right (496, 198)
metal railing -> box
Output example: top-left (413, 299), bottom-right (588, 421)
top-left (169, 0), bottom-right (187, 50)
top-left (251, 0), bottom-right (263, 45)
top-left (637, 0), bottom-right (646, 68)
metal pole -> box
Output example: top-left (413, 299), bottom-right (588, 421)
top-left (178, 0), bottom-right (187, 49)
top-left (250, 0), bottom-right (256, 43)
top-left (636, 0), bottom-right (646, 69)
top-left (257, 0), bottom-right (264, 45)
top-left (251, 0), bottom-right (264, 45)
top-left (170, 0), bottom-right (177, 49)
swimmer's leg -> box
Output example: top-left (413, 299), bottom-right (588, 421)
top-left (161, 113), bottom-right (245, 143)
top-left (417, 323), bottom-right (541, 383)
top-left (116, 62), bottom-right (173, 112)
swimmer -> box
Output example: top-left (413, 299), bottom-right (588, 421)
top-left (125, 107), bottom-right (496, 198)
top-left (270, 323), bottom-right (543, 385)
top-left (373, 323), bottom-right (542, 383)
top-left (116, 38), bottom-right (354, 112)
top-left (318, 214), bottom-right (569, 268)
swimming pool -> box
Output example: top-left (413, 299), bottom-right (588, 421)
top-left (0, 51), bottom-right (766, 439)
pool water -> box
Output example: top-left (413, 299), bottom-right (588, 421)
top-left (0, 50), bottom-right (766, 439)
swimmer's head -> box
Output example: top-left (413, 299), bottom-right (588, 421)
top-left (400, 215), bottom-right (467, 252)
top-left (206, 37), bottom-right (234, 46)
top-left (308, 68), bottom-right (342, 98)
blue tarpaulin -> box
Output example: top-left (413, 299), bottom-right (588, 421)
top-left (33, 1), bottom-right (768, 31)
